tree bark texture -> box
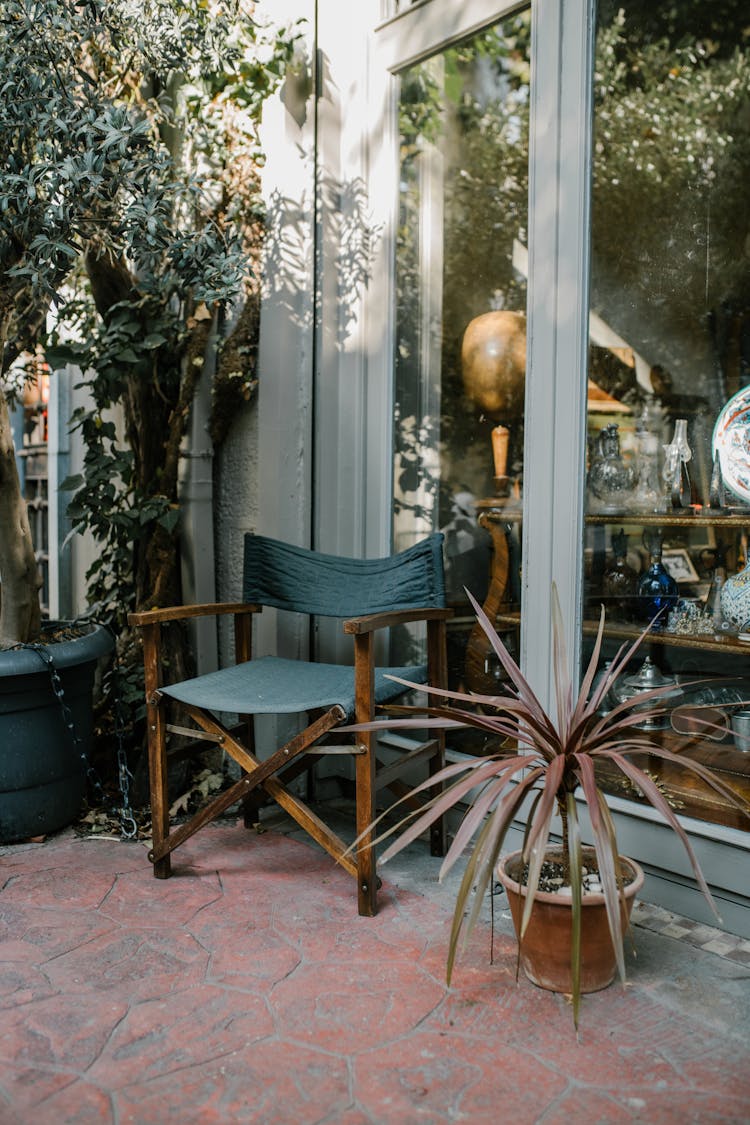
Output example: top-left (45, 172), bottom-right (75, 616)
top-left (85, 249), bottom-right (195, 615)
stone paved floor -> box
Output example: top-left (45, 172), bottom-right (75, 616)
top-left (1, 821), bottom-right (750, 1124)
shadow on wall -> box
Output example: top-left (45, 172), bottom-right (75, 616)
top-left (213, 176), bottom-right (383, 667)
top-left (262, 179), bottom-right (382, 346)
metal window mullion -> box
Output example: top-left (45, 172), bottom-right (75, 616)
top-left (521, 0), bottom-right (594, 710)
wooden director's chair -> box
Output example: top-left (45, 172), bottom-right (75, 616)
top-left (128, 532), bottom-right (452, 915)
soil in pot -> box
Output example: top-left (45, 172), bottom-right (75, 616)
top-left (497, 846), bottom-right (644, 994)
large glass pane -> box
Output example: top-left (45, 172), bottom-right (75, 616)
top-left (584, 1), bottom-right (750, 829)
top-left (392, 12), bottom-right (530, 725)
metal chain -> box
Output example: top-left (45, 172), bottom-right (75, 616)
top-left (21, 632), bottom-right (138, 839)
top-left (26, 642), bottom-right (107, 804)
top-left (109, 652), bottom-right (138, 839)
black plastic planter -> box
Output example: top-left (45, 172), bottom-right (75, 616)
top-left (0, 623), bottom-right (113, 843)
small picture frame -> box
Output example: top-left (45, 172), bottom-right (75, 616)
top-left (661, 547), bottom-right (700, 584)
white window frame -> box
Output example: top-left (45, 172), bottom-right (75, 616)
top-left (369, 0), bottom-right (592, 693)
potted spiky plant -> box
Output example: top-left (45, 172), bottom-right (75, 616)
top-left (349, 585), bottom-right (749, 1026)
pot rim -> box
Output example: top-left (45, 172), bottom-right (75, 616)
top-left (0, 621), bottom-right (113, 677)
top-left (497, 846), bottom-right (645, 906)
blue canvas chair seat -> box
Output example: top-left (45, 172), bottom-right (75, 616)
top-left (161, 656), bottom-right (428, 716)
top-left (128, 532), bottom-right (451, 916)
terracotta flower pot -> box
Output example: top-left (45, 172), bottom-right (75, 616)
top-left (497, 847), bottom-right (644, 994)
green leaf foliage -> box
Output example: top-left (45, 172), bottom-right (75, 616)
top-left (1, 0), bottom-right (299, 578)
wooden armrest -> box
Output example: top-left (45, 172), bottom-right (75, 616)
top-left (343, 606), bottom-right (453, 635)
top-left (128, 602), bottom-right (261, 627)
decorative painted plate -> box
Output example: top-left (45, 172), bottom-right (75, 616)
top-left (712, 386), bottom-right (750, 504)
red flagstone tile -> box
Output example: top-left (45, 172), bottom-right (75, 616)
top-left (292, 917), bottom-right (428, 966)
top-left (87, 984), bottom-right (274, 1089)
top-left (426, 972), bottom-right (565, 1042)
top-left (413, 923), bottom-right (514, 988)
top-left (187, 896), bottom-right (298, 955)
top-left (0, 962), bottom-right (57, 1009)
top-left (441, 982), bottom-right (749, 1103)
top-left (268, 887), bottom-right (359, 931)
top-left (316, 1110), bottom-right (373, 1125)
top-left (186, 898), bottom-right (279, 944)
top-left (97, 868), bottom-right (222, 927)
top-left (1, 836), bottom-right (145, 874)
top-left (0, 904), bottom-right (114, 961)
top-left (177, 824), bottom-right (327, 877)
top-left (0, 1064), bottom-right (80, 1122)
top-left (44, 928), bottom-right (208, 1001)
top-left (1, 1072), bottom-right (114, 1125)
top-left (538, 1089), bottom-right (635, 1122)
top-left (115, 1041), bottom-right (350, 1125)
top-left (270, 960), bottom-right (445, 1053)
top-left (354, 1031), bottom-right (567, 1122)
top-left (0, 901), bottom-right (31, 940)
top-left (0, 865), bottom-right (116, 909)
top-left (205, 924), bottom-right (301, 986)
top-left (0, 993), bottom-right (128, 1070)
top-left (0, 938), bottom-right (46, 961)
top-left (601, 1090), bottom-right (750, 1123)
top-left (515, 988), bottom-right (740, 1080)
top-left (49, 838), bottom-right (146, 873)
top-left (664, 1049), bottom-right (750, 1102)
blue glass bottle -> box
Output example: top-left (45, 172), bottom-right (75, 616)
top-left (637, 529), bottom-right (678, 626)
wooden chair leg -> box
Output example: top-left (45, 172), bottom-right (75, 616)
top-left (241, 787), bottom-right (265, 829)
top-left (238, 714), bottom-right (263, 828)
top-left (352, 632), bottom-right (378, 915)
top-left (146, 692), bottom-right (171, 878)
top-left (234, 614), bottom-right (261, 831)
top-left (355, 731), bottom-right (377, 916)
top-left (142, 623), bottom-right (171, 878)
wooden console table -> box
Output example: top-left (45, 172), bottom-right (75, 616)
top-left (464, 497), bottom-right (523, 696)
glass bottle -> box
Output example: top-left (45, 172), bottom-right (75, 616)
top-left (590, 659), bottom-right (614, 715)
top-left (633, 434), bottom-right (663, 512)
top-left (602, 528), bottom-right (638, 620)
top-left (587, 424), bottom-right (635, 513)
top-left (662, 418), bottom-right (693, 509)
top-left (636, 528), bottom-right (678, 626)
top-left (701, 543), bottom-right (727, 628)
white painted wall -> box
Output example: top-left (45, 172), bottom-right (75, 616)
top-left (212, 399), bottom-right (260, 665)
top-left (214, 0), bottom-right (317, 674)
top-left (48, 366), bottom-right (112, 622)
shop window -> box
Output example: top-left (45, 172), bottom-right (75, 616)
top-left (391, 10), bottom-right (530, 719)
top-left (584, 0), bottom-right (750, 830)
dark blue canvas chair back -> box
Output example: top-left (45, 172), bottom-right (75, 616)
top-left (243, 533), bottom-right (446, 617)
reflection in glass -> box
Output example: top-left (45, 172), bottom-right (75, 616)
top-left (391, 14), bottom-right (530, 714)
top-left (585, 2), bottom-right (750, 829)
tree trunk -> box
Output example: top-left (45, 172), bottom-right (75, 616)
top-left (0, 375), bottom-right (42, 646)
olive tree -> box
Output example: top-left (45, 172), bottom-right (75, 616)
top-left (0, 0), bottom-right (295, 647)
